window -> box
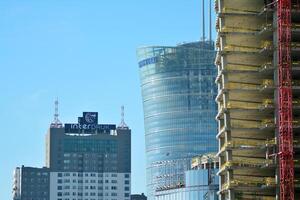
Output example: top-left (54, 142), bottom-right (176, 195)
top-left (125, 186), bottom-right (129, 191)
top-left (125, 193), bottom-right (130, 197)
top-left (124, 180), bottom-right (129, 185)
top-left (64, 185), bottom-right (70, 189)
top-left (90, 186), bottom-right (96, 190)
top-left (124, 174), bottom-right (130, 178)
top-left (90, 192), bottom-right (96, 196)
top-left (111, 186), bottom-right (117, 190)
top-left (64, 179), bottom-right (70, 183)
top-left (63, 192), bottom-right (70, 196)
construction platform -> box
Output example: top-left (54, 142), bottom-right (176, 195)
top-left (215, 0), bottom-right (300, 199)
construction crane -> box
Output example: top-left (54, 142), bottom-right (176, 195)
top-left (277, 0), bottom-right (294, 200)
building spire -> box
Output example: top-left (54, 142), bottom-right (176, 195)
top-left (50, 98), bottom-right (63, 128)
top-left (202, 0), bottom-right (205, 41)
top-left (118, 105), bottom-right (129, 129)
top-left (209, 0), bottom-right (212, 42)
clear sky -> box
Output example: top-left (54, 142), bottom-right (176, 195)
top-left (0, 1), bottom-right (215, 199)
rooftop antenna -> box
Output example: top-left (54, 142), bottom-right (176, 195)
top-left (209, 0), bottom-right (212, 43)
top-left (202, 0), bottom-right (205, 41)
top-left (50, 98), bottom-right (63, 128)
top-left (118, 105), bottom-right (128, 129)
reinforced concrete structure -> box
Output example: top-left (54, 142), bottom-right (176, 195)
top-left (137, 41), bottom-right (218, 199)
top-left (215, 0), bottom-right (300, 199)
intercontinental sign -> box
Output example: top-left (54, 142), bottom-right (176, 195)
top-left (65, 112), bottom-right (116, 133)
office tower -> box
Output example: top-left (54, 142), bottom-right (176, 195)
top-left (137, 41), bottom-right (217, 199)
top-left (13, 108), bottom-right (131, 200)
top-left (215, 0), bottom-right (299, 199)
top-left (47, 112), bottom-right (131, 200)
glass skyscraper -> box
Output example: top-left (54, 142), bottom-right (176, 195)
top-left (137, 41), bottom-right (218, 199)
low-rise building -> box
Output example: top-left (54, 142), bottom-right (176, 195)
top-left (155, 153), bottom-right (219, 200)
top-left (131, 193), bottom-right (147, 200)
top-left (13, 166), bottom-right (50, 200)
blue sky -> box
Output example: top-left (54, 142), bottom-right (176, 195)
top-left (0, 1), bottom-right (215, 199)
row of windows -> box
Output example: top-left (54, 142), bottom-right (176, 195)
top-left (57, 192), bottom-right (130, 197)
top-left (22, 171), bottom-right (49, 176)
top-left (63, 139), bottom-right (117, 153)
top-left (59, 166), bottom-right (118, 172)
top-left (57, 185), bottom-right (130, 191)
top-left (63, 153), bottom-right (117, 158)
top-left (57, 179), bottom-right (130, 185)
top-left (58, 173), bottom-right (129, 178)
top-left (21, 191), bottom-right (48, 195)
top-left (22, 178), bottom-right (48, 183)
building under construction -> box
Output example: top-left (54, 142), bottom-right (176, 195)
top-left (215, 0), bottom-right (299, 199)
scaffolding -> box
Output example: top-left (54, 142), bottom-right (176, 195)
top-left (215, 0), bottom-right (300, 199)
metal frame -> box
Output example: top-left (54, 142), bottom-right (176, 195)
top-left (277, 0), bottom-right (294, 199)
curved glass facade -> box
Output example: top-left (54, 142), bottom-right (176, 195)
top-left (155, 169), bottom-right (219, 200)
top-left (137, 41), bottom-right (217, 199)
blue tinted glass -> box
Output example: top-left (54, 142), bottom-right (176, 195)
top-left (137, 41), bottom-right (217, 199)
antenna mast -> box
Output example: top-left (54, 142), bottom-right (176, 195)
top-left (202, 0), bottom-right (205, 41)
top-left (209, 0), bottom-right (212, 42)
top-left (50, 98), bottom-right (62, 128)
top-left (118, 105), bottom-right (129, 129)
